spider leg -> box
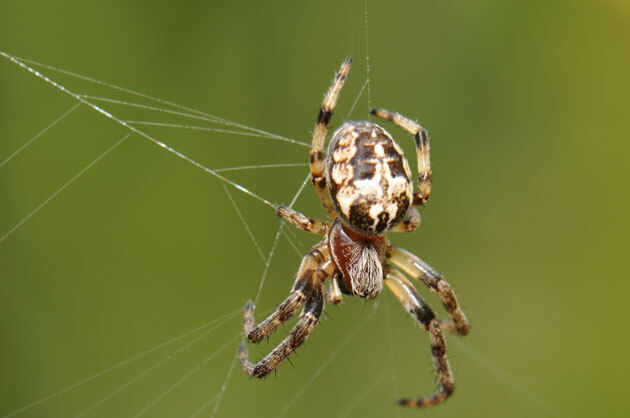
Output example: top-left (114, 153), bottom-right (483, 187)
top-left (384, 269), bottom-right (454, 408)
top-left (277, 205), bottom-right (330, 235)
top-left (239, 284), bottom-right (324, 378)
top-left (244, 244), bottom-right (328, 343)
top-left (370, 108), bottom-right (432, 206)
top-left (243, 274), bottom-right (312, 344)
top-left (389, 207), bottom-right (421, 233)
top-left (388, 246), bottom-right (470, 335)
top-left (322, 270), bottom-right (343, 305)
top-left (311, 56), bottom-right (353, 219)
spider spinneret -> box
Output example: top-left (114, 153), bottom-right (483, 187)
top-left (238, 56), bottom-right (470, 409)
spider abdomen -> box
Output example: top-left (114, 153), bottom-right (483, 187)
top-left (325, 121), bottom-right (413, 235)
top-left (241, 57), bottom-right (468, 408)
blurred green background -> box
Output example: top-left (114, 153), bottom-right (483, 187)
top-left (1, 0), bottom-right (629, 417)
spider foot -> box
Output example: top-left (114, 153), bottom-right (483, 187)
top-left (397, 386), bottom-right (454, 408)
top-left (438, 319), bottom-right (470, 335)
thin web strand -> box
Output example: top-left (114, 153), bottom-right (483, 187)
top-left (283, 220), bottom-right (305, 250)
top-left (74, 95), bottom-right (307, 147)
top-left (344, 79), bottom-right (368, 123)
top-left (194, 309), bottom-right (277, 418)
top-left (0, 133), bottom-right (131, 245)
top-left (1, 53), bottom-right (306, 416)
top-left (364, 0), bottom-right (372, 112)
top-left (125, 121), bottom-right (309, 147)
top-left (74, 313), bottom-right (238, 418)
top-left (212, 163), bottom-right (307, 173)
top-left (10, 54), bottom-right (301, 144)
top-left (0, 52), bottom-right (276, 215)
top-left (279, 174), bottom-right (312, 259)
top-left (4, 22), bottom-right (567, 417)
top-left (208, 219), bottom-right (283, 418)
top-left (276, 305), bottom-right (379, 418)
top-left (288, 173), bottom-right (310, 208)
top-left (2, 308), bottom-right (241, 418)
top-left (222, 183), bottom-right (266, 262)
top-left (81, 96), bottom-right (224, 125)
top-left (384, 298), bottom-right (401, 418)
top-left (90, 97), bottom-right (302, 145)
top-left (209, 356), bottom-right (238, 418)
top-left (132, 336), bottom-right (239, 418)
top-left (76, 331), bottom-right (219, 417)
top-left (338, 367), bottom-right (392, 418)
top-left (253, 173), bottom-right (310, 306)
top-left (451, 338), bottom-right (570, 418)
top-left (0, 102), bottom-right (81, 169)
top-left (281, 228), bottom-right (304, 259)
top-left (249, 173), bottom-right (310, 302)
top-left (189, 394), bottom-right (220, 418)
top-left (211, 172), bottom-right (311, 418)
top-left (253, 224), bottom-right (284, 306)
top-left (74, 361), bottom-right (163, 418)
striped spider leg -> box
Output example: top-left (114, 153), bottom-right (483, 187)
top-left (310, 56), bottom-right (352, 219)
top-left (239, 57), bottom-right (469, 410)
top-left (384, 268), bottom-right (454, 407)
top-left (388, 246), bottom-right (470, 335)
top-left (239, 240), bottom-right (334, 378)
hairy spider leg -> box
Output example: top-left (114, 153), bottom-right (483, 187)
top-left (239, 243), bottom-right (334, 377)
top-left (311, 56), bottom-right (353, 219)
top-left (388, 246), bottom-right (470, 335)
top-left (389, 207), bottom-right (421, 233)
top-left (277, 205), bottom-right (330, 235)
top-left (239, 57), bottom-right (469, 411)
top-left (243, 243), bottom-right (329, 343)
top-left (384, 269), bottom-right (454, 408)
top-left (322, 270), bottom-right (343, 305)
top-left (239, 286), bottom-right (324, 378)
top-left (370, 108), bottom-right (432, 207)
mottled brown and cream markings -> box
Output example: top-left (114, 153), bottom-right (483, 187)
top-left (242, 56), bottom-right (469, 410)
top-left (325, 121), bottom-right (412, 235)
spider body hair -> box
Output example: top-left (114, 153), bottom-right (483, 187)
top-left (328, 219), bottom-right (386, 300)
top-left (239, 56), bottom-right (470, 409)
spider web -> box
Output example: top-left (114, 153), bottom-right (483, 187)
top-left (0, 4), bottom-right (570, 418)
top-left (0, 49), bottom-right (398, 418)
top-left (1, 4), bottom-right (386, 414)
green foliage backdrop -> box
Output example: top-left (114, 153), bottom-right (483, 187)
top-left (1, 1), bottom-right (628, 417)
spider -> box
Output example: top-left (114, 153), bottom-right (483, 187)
top-left (238, 56), bottom-right (470, 408)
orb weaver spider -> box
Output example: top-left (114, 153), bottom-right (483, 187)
top-left (238, 56), bottom-right (470, 408)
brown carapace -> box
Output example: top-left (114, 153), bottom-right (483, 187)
top-left (238, 56), bottom-right (470, 409)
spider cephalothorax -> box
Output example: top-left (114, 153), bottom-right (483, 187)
top-left (239, 56), bottom-right (470, 409)
top-left (328, 219), bottom-right (387, 300)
